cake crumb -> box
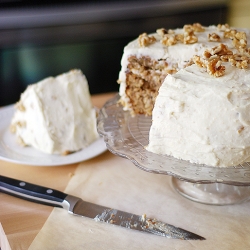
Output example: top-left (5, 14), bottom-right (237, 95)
top-left (68, 172), bottom-right (74, 178)
top-left (141, 214), bottom-right (146, 222)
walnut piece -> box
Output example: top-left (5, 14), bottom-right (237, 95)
top-left (219, 51), bottom-right (250, 69)
top-left (161, 34), bottom-right (177, 46)
top-left (206, 43), bottom-right (250, 69)
top-left (157, 23), bottom-right (204, 46)
top-left (184, 33), bottom-right (198, 44)
top-left (193, 48), bottom-right (226, 77)
top-left (62, 150), bottom-right (72, 156)
top-left (193, 55), bottom-right (226, 77)
top-left (10, 124), bottom-right (16, 133)
top-left (208, 33), bottom-right (221, 42)
top-left (207, 58), bottom-right (225, 77)
top-left (168, 29), bottom-right (175, 34)
top-left (138, 33), bottom-right (156, 47)
top-left (237, 126), bottom-right (245, 134)
top-left (224, 29), bottom-right (237, 39)
top-left (16, 121), bottom-right (26, 128)
top-left (10, 121), bottom-right (26, 134)
top-left (211, 44), bottom-right (233, 56)
top-left (183, 23), bottom-right (205, 33)
top-left (193, 55), bottom-right (206, 67)
top-left (238, 47), bottom-right (250, 57)
top-left (229, 57), bottom-right (248, 69)
top-left (165, 68), bottom-right (178, 74)
top-left (157, 28), bottom-right (178, 46)
top-left (15, 101), bottom-right (26, 112)
top-left (233, 31), bottom-right (247, 49)
top-left (217, 23), bottom-right (230, 31)
top-left (192, 23), bottom-right (205, 32)
top-left (183, 26), bottom-right (198, 44)
top-left (175, 34), bottom-right (184, 42)
top-left (224, 29), bottom-right (248, 50)
top-left (156, 28), bottom-right (168, 37)
top-left (157, 28), bottom-right (184, 46)
top-left (17, 136), bottom-right (26, 146)
top-left (203, 50), bottom-right (212, 59)
top-left (220, 54), bottom-right (234, 62)
top-left (183, 24), bottom-right (194, 34)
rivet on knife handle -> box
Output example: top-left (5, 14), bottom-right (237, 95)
top-left (0, 175), bottom-right (205, 240)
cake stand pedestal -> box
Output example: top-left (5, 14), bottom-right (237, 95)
top-left (171, 178), bottom-right (250, 205)
top-left (97, 94), bottom-right (250, 206)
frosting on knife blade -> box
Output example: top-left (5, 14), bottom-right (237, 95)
top-left (92, 207), bottom-right (205, 240)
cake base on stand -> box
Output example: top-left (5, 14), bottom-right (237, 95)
top-left (171, 177), bottom-right (250, 205)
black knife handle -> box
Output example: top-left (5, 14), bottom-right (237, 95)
top-left (0, 175), bottom-right (67, 208)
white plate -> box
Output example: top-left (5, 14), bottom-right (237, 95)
top-left (0, 105), bottom-right (107, 166)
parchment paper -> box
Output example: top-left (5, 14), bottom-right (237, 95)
top-left (0, 223), bottom-right (11, 250)
top-left (29, 151), bottom-right (250, 249)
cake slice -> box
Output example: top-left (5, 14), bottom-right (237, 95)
top-left (10, 69), bottom-right (99, 155)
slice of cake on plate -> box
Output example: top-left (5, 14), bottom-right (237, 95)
top-left (10, 69), bottom-right (99, 155)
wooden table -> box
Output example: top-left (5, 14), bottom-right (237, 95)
top-left (0, 92), bottom-right (115, 249)
top-left (1, 92), bottom-right (250, 250)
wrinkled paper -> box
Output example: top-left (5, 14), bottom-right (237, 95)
top-left (29, 152), bottom-right (250, 249)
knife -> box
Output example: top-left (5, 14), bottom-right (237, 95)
top-left (0, 175), bottom-right (205, 240)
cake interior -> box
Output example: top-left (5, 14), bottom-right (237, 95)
top-left (123, 55), bottom-right (173, 116)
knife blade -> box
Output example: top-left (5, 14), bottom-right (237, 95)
top-left (0, 175), bottom-right (205, 240)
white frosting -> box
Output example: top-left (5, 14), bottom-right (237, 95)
top-left (118, 25), bottom-right (250, 111)
top-left (146, 63), bottom-right (250, 167)
top-left (118, 24), bottom-right (250, 167)
top-left (11, 69), bottom-right (99, 154)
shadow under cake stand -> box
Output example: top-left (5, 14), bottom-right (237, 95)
top-left (97, 94), bottom-right (250, 205)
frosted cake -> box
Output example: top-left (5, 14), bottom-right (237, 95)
top-left (118, 23), bottom-right (250, 167)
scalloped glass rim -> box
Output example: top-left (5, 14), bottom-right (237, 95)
top-left (97, 94), bottom-right (250, 185)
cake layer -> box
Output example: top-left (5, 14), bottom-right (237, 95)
top-left (11, 69), bottom-right (98, 154)
top-left (146, 63), bottom-right (250, 167)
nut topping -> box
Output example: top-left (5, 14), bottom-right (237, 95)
top-left (138, 33), bottom-right (156, 47)
top-left (161, 34), bottom-right (177, 46)
top-left (208, 33), bottom-right (221, 42)
top-left (207, 58), bottom-right (225, 77)
top-left (217, 23), bottom-right (230, 31)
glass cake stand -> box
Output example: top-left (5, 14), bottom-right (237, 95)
top-left (97, 94), bottom-right (250, 205)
